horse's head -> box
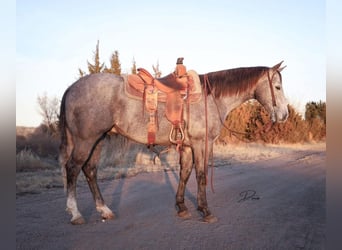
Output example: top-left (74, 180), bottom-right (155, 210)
top-left (254, 61), bottom-right (289, 123)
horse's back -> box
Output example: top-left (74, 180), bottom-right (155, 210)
top-left (67, 73), bottom-right (122, 99)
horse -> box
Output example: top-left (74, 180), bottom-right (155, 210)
top-left (59, 61), bottom-right (288, 225)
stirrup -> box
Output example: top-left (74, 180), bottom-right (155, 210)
top-left (169, 125), bottom-right (184, 149)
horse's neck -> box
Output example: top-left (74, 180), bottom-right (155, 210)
top-left (213, 91), bottom-right (254, 121)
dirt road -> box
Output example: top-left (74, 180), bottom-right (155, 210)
top-left (16, 144), bottom-right (325, 249)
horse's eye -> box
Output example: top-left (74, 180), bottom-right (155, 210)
top-left (275, 86), bottom-right (281, 90)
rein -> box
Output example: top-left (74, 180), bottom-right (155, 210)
top-left (203, 71), bottom-right (277, 189)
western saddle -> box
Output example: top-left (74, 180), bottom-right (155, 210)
top-left (125, 57), bottom-right (201, 149)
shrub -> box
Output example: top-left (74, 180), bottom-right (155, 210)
top-left (220, 101), bottom-right (325, 144)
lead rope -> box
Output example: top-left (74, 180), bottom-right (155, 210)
top-left (204, 74), bottom-right (215, 193)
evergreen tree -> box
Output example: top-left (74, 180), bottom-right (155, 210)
top-left (104, 50), bottom-right (121, 75)
top-left (78, 68), bottom-right (86, 78)
top-left (131, 57), bottom-right (137, 74)
top-left (320, 101), bottom-right (326, 124)
top-left (305, 101), bottom-right (326, 124)
top-left (87, 40), bottom-right (105, 74)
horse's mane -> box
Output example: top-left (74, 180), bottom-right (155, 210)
top-left (199, 66), bottom-right (269, 97)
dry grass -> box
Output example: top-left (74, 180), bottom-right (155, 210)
top-left (16, 148), bottom-right (61, 194)
top-left (16, 148), bottom-right (57, 172)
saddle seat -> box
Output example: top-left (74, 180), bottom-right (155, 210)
top-left (137, 68), bottom-right (189, 93)
top-left (126, 68), bottom-right (202, 103)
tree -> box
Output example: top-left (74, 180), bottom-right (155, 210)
top-left (87, 40), bottom-right (105, 74)
top-left (78, 68), bottom-right (86, 78)
top-left (104, 50), bottom-right (121, 75)
top-left (131, 57), bottom-right (137, 74)
top-left (152, 61), bottom-right (162, 78)
top-left (305, 101), bottom-right (326, 140)
top-left (37, 93), bottom-right (60, 135)
top-left (305, 101), bottom-right (326, 124)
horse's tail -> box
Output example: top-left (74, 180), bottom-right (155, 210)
top-left (59, 87), bottom-right (70, 192)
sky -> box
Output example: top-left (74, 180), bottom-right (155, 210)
top-left (16, 0), bottom-right (325, 127)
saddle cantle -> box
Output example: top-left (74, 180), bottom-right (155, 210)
top-left (125, 58), bottom-right (202, 146)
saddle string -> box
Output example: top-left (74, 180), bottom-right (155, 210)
top-left (203, 74), bottom-right (215, 193)
top-left (137, 72), bottom-right (147, 113)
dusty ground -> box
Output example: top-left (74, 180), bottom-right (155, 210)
top-left (16, 142), bottom-right (325, 249)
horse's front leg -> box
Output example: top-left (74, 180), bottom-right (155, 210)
top-left (193, 143), bottom-right (218, 223)
top-left (175, 146), bottom-right (193, 218)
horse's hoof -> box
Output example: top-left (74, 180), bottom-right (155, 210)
top-left (178, 210), bottom-right (191, 219)
top-left (202, 214), bottom-right (218, 223)
top-left (97, 205), bottom-right (115, 220)
top-left (102, 212), bottom-right (115, 220)
top-left (71, 216), bottom-right (86, 225)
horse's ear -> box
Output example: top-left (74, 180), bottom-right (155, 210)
top-left (278, 65), bottom-right (287, 72)
top-left (272, 60), bottom-right (284, 70)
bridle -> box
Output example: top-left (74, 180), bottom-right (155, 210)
top-left (266, 70), bottom-right (280, 123)
top-left (267, 70), bottom-right (278, 108)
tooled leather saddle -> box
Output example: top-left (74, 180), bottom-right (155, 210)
top-left (125, 57), bottom-right (201, 147)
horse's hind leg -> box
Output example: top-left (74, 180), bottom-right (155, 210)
top-left (82, 139), bottom-right (114, 221)
top-left (175, 146), bottom-right (193, 218)
top-left (65, 145), bottom-right (86, 225)
top-left (59, 128), bottom-right (73, 192)
top-left (59, 129), bottom-right (85, 224)
top-left (65, 137), bottom-right (102, 225)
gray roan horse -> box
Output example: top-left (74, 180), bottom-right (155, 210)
top-left (59, 61), bottom-right (288, 225)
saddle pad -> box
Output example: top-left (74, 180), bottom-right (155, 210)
top-left (186, 70), bottom-right (202, 103)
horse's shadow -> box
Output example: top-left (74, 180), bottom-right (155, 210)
top-left (108, 151), bottom-right (197, 220)
top-left (79, 138), bottom-right (197, 222)
top-left (159, 147), bottom-right (197, 208)
top-left (164, 168), bottom-right (197, 208)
